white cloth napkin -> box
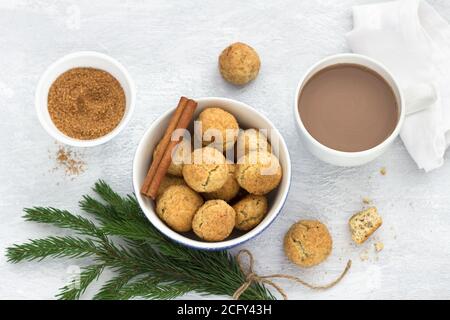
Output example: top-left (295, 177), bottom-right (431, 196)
top-left (347, 0), bottom-right (450, 171)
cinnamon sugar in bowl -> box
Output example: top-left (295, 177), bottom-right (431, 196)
top-left (36, 51), bottom-right (136, 147)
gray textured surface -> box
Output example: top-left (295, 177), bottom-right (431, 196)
top-left (1, 0), bottom-right (450, 300)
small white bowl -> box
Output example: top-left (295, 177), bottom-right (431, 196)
top-left (35, 51), bottom-right (136, 147)
top-left (294, 53), bottom-right (405, 166)
top-left (133, 97), bottom-right (292, 250)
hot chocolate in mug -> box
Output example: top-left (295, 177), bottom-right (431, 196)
top-left (294, 53), bottom-right (436, 167)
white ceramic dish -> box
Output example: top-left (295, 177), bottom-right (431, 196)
top-left (133, 97), bottom-right (292, 250)
top-left (35, 51), bottom-right (136, 147)
top-left (294, 53), bottom-right (405, 166)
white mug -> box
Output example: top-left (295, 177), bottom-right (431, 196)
top-left (293, 53), bottom-right (405, 167)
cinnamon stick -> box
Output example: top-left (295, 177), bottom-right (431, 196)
top-left (140, 97), bottom-right (188, 195)
top-left (146, 99), bottom-right (197, 199)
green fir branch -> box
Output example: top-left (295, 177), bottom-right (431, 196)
top-left (5, 180), bottom-right (275, 300)
top-left (24, 207), bottom-right (103, 238)
top-left (57, 264), bottom-right (105, 300)
top-left (115, 277), bottom-right (193, 300)
top-left (93, 271), bottom-right (136, 300)
top-left (6, 236), bottom-right (101, 262)
top-left (92, 180), bottom-right (140, 219)
top-left (79, 195), bottom-right (120, 223)
top-left (100, 218), bottom-right (156, 242)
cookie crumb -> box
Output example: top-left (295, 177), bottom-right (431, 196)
top-left (362, 197), bottom-right (372, 205)
top-left (360, 250), bottom-right (369, 261)
top-left (380, 167), bottom-right (387, 176)
top-left (374, 242), bottom-right (384, 252)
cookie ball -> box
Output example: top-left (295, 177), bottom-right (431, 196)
top-left (156, 175), bottom-right (186, 198)
top-left (284, 220), bottom-right (332, 268)
top-left (235, 151), bottom-right (282, 195)
top-left (236, 129), bottom-right (271, 157)
top-left (182, 147), bottom-right (228, 192)
top-left (203, 163), bottom-right (240, 202)
top-left (233, 195), bottom-right (268, 231)
top-left (196, 108), bottom-right (239, 151)
top-left (192, 200), bottom-right (236, 241)
top-left (219, 42), bottom-right (261, 85)
top-left (154, 139), bottom-right (191, 177)
top-left (156, 185), bottom-right (203, 232)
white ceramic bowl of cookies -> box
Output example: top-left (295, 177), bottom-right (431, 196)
top-left (133, 97), bottom-right (291, 250)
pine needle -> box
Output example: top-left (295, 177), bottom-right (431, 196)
top-left (5, 180), bottom-right (275, 300)
top-left (93, 271), bottom-right (136, 300)
top-left (24, 207), bottom-right (103, 238)
top-left (57, 264), bottom-right (105, 300)
top-left (6, 236), bottom-right (101, 262)
top-left (115, 277), bottom-right (193, 300)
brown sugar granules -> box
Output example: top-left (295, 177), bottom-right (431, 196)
top-left (55, 145), bottom-right (86, 176)
top-left (48, 67), bottom-right (125, 140)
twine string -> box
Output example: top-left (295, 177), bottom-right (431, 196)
top-left (232, 249), bottom-right (352, 300)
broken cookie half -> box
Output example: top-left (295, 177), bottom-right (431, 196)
top-left (349, 207), bottom-right (382, 245)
